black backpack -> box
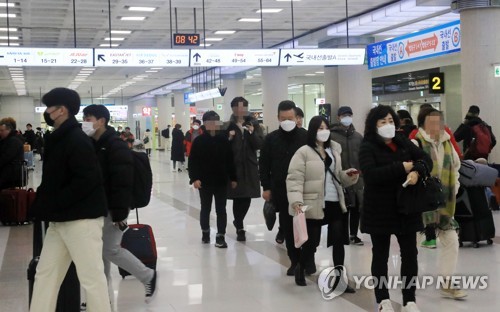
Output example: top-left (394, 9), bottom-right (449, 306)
top-left (161, 128), bottom-right (169, 138)
top-left (131, 151), bottom-right (153, 208)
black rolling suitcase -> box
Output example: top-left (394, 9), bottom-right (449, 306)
top-left (119, 209), bottom-right (157, 278)
top-left (455, 186), bottom-right (496, 248)
top-left (27, 221), bottom-right (81, 311)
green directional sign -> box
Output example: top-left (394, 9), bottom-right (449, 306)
top-left (495, 65), bottom-right (500, 78)
top-left (216, 104), bottom-right (223, 110)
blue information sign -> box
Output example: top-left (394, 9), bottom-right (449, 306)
top-left (367, 20), bottom-right (461, 70)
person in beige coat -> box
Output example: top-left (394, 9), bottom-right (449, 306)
top-left (286, 116), bottom-right (358, 286)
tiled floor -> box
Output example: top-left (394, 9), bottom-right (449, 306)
top-left (1, 151), bottom-right (500, 311)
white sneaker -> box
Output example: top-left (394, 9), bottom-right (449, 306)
top-left (401, 302), bottom-right (421, 312)
top-left (378, 299), bottom-right (394, 312)
top-left (441, 287), bottom-right (468, 299)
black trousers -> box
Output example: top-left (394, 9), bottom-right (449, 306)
top-left (324, 201), bottom-right (348, 266)
top-left (370, 233), bottom-right (418, 305)
top-left (232, 197), bottom-right (251, 230)
top-left (299, 219), bottom-right (322, 268)
top-left (199, 185), bottom-right (227, 235)
top-left (424, 224), bottom-right (437, 240)
top-left (277, 203), bottom-right (299, 265)
top-left (348, 197), bottom-right (361, 237)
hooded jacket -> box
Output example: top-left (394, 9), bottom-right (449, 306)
top-left (31, 116), bottom-right (108, 222)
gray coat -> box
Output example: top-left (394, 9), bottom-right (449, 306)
top-left (330, 123), bottom-right (364, 208)
top-left (225, 114), bottom-right (264, 199)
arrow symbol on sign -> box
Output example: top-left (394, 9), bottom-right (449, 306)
top-left (193, 53), bottom-right (201, 62)
top-left (97, 54), bottom-right (106, 62)
top-left (284, 53), bottom-right (292, 62)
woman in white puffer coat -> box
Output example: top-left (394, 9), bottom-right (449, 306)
top-left (287, 116), bottom-right (359, 287)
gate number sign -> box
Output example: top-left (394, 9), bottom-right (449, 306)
top-left (429, 72), bottom-right (445, 94)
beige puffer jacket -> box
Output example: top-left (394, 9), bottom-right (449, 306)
top-left (286, 142), bottom-right (358, 219)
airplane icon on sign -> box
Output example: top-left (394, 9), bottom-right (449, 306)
top-left (294, 53), bottom-right (304, 59)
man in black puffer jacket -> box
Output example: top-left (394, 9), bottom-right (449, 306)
top-left (0, 117), bottom-right (24, 189)
top-left (82, 104), bottom-right (157, 303)
top-left (30, 88), bottom-right (111, 312)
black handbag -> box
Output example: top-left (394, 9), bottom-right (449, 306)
top-left (263, 201), bottom-right (276, 231)
top-left (397, 161), bottom-right (445, 215)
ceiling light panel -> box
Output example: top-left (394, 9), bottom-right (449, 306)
top-left (120, 17), bottom-right (146, 21)
top-left (128, 7), bottom-right (156, 12)
top-left (214, 30), bottom-right (236, 35)
top-left (256, 9), bottom-right (283, 13)
top-left (238, 18), bottom-right (261, 22)
top-left (111, 30), bottom-right (132, 34)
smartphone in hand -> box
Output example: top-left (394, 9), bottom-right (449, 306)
top-left (347, 170), bottom-right (360, 176)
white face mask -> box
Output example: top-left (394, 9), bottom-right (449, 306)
top-left (82, 121), bottom-right (96, 137)
top-left (192, 125), bottom-right (200, 130)
top-left (377, 124), bottom-right (396, 140)
top-left (316, 130), bottom-right (331, 142)
top-left (280, 120), bottom-right (296, 132)
top-left (340, 116), bottom-right (353, 127)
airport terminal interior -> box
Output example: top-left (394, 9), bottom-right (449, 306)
top-left (1, 0), bottom-right (500, 311)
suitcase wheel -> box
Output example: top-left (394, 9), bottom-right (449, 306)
top-left (459, 241), bottom-right (463, 247)
top-left (487, 239), bottom-right (493, 245)
top-left (473, 242), bottom-right (480, 248)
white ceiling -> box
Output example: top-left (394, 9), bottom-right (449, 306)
top-left (0, 0), bottom-right (454, 100)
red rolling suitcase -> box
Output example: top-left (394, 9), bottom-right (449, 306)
top-left (119, 209), bottom-right (157, 278)
top-left (0, 161), bottom-right (33, 225)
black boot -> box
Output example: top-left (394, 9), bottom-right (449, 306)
top-left (286, 263), bottom-right (297, 276)
top-left (294, 264), bottom-right (306, 286)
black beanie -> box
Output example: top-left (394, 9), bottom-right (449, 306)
top-left (42, 88), bottom-right (81, 116)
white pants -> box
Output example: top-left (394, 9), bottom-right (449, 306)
top-left (437, 229), bottom-right (459, 279)
top-left (30, 218), bottom-right (111, 312)
top-left (102, 215), bottom-right (153, 284)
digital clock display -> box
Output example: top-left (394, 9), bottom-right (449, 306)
top-left (173, 33), bottom-right (200, 46)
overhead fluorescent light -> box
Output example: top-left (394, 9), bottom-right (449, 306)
top-left (238, 18), bottom-right (261, 22)
top-left (150, 67), bottom-right (163, 70)
top-left (0, 3), bottom-right (15, 7)
top-left (0, 14), bottom-right (16, 18)
top-left (104, 37), bottom-right (125, 41)
top-left (305, 74), bottom-right (316, 76)
top-left (199, 43), bottom-right (212, 47)
top-left (256, 9), bottom-right (283, 13)
top-left (99, 44), bottom-right (120, 47)
top-left (77, 73), bottom-right (91, 76)
top-left (111, 30), bottom-right (132, 34)
top-left (214, 30), bottom-right (236, 35)
top-left (0, 36), bottom-right (19, 39)
top-left (0, 27), bottom-right (17, 32)
top-left (0, 42), bottom-right (19, 46)
top-left (128, 7), bottom-right (156, 12)
top-left (315, 71), bottom-right (324, 74)
top-left (204, 38), bottom-right (224, 41)
top-left (120, 16), bottom-right (146, 21)
top-left (80, 67), bottom-right (96, 71)
top-left (145, 70), bottom-right (158, 73)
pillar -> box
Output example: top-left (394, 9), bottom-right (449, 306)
top-left (173, 91), bottom-right (190, 134)
top-left (156, 95), bottom-right (173, 150)
top-left (440, 65), bottom-right (462, 132)
top-left (222, 74), bottom-right (245, 121)
top-left (324, 66), bottom-right (340, 113)
top-left (460, 6), bottom-right (500, 162)
top-left (262, 67), bottom-right (288, 132)
top-left (0, 96), bottom-right (37, 130)
top-left (338, 65), bottom-right (372, 134)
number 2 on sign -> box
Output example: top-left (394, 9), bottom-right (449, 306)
top-left (432, 77), bottom-right (441, 90)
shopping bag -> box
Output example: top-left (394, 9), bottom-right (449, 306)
top-left (263, 201), bottom-right (276, 231)
top-left (293, 211), bottom-right (308, 248)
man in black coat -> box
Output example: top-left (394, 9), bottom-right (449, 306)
top-left (23, 123), bottom-right (37, 149)
top-left (82, 105), bottom-right (157, 303)
top-left (30, 88), bottom-right (111, 312)
top-left (0, 117), bottom-right (25, 189)
top-left (259, 100), bottom-right (307, 275)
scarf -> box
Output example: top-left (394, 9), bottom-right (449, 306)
top-left (415, 132), bottom-right (458, 230)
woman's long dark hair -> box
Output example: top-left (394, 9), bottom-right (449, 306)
top-left (307, 116), bottom-right (330, 148)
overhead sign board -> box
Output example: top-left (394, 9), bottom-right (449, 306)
top-left (367, 20), bottom-right (461, 70)
top-left (190, 49), bottom-right (280, 67)
top-left (0, 48), bottom-right (93, 66)
top-left (94, 49), bottom-right (190, 67)
top-left (280, 48), bottom-right (365, 66)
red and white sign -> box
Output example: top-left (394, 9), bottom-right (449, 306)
top-left (142, 107), bottom-right (152, 117)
